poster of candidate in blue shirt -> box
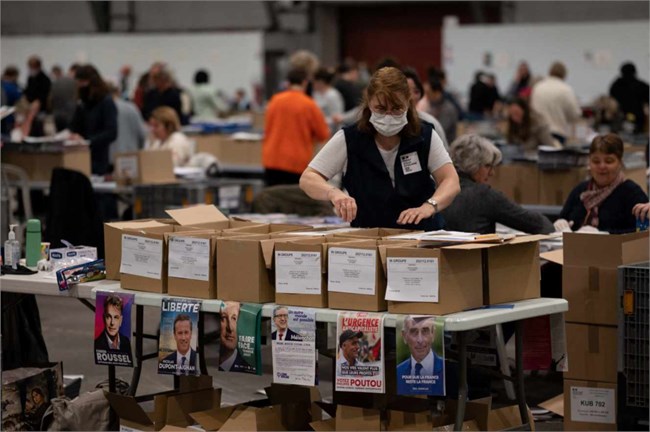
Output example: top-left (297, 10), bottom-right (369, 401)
top-left (396, 315), bottom-right (445, 396)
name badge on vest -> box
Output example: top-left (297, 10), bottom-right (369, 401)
top-left (400, 152), bottom-right (422, 175)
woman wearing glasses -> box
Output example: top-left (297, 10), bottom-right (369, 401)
top-left (441, 134), bottom-right (554, 234)
top-left (300, 67), bottom-right (460, 229)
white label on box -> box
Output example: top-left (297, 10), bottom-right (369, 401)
top-left (275, 251), bottom-right (321, 295)
top-left (120, 235), bottom-right (163, 279)
top-left (168, 237), bottom-right (210, 281)
top-left (116, 155), bottom-right (138, 179)
top-left (219, 185), bottom-right (241, 209)
top-left (328, 247), bottom-right (377, 295)
top-left (385, 257), bottom-right (439, 302)
top-left (570, 386), bottom-right (616, 424)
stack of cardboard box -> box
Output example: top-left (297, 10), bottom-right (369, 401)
top-left (562, 231), bottom-right (648, 431)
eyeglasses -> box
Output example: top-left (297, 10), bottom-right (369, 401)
top-left (371, 106), bottom-right (407, 117)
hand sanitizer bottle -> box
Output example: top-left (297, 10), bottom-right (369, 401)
top-left (4, 224), bottom-right (21, 270)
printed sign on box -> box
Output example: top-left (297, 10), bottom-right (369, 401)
top-left (570, 386), bottom-right (616, 424)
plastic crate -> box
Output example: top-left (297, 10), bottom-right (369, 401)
top-left (618, 262), bottom-right (649, 410)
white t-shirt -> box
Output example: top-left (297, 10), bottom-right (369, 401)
top-left (308, 128), bottom-right (452, 187)
top-left (145, 131), bottom-right (194, 167)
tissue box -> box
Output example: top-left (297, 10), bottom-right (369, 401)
top-left (49, 245), bottom-right (97, 267)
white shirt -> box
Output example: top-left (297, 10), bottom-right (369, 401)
top-left (105, 332), bottom-right (120, 350)
top-left (409, 350), bottom-right (435, 376)
top-left (220, 350), bottom-right (237, 371)
top-left (530, 76), bottom-right (582, 138)
top-left (175, 350), bottom-right (195, 375)
top-left (145, 131), bottom-right (194, 167)
top-left (309, 128), bottom-right (451, 187)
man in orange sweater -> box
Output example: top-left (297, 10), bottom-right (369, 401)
top-left (262, 68), bottom-right (331, 186)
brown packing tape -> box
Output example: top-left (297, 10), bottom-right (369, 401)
top-left (588, 326), bottom-right (600, 353)
top-left (481, 249), bottom-right (490, 305)
top-left (588, 267), bottom-right (600, 291)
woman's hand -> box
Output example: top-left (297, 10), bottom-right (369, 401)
top-left (632, 203), bottom-right (650, 221)
top-left (553, 218), bottom-right (573, 232)
top-left (577, 225), bottom-right (600, 233)
top-left (330, 189), bottom-right (357, 222)
top-left (397, 204), bottom-right (435, 226)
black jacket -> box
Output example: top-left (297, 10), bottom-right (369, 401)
top-left (70, 95), bottom-right (118, 175)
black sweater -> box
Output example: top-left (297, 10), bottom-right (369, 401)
top-left (70, 95), bottom-right (117, 175)
top-left (560, 179), bottom-right (648, 233)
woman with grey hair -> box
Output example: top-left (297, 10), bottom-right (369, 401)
top-left (441, 134), bottom-right (554, 234)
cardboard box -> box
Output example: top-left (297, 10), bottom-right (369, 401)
top-left (563, 379), bottom-right (617, 431)
top-left (216, 234), bottom-right (301, 303)
top-left (166, 230), bottom-right (219, 299)
top-left (222, 223), bottom-right (307, 236)
top-left (104, 220), bottom-right (174, 280)
top-left (120, 225), bottom-right (176, 293)
top-left (333, 227), bottom-right (416, 240)
top-left (105, 376), bottom-right (218, 431)
top-left (195, 133), bottom-right (262, 166)
top-left (114, 150), bottom-right (176, 185)
top-left (327, 239), bottom-right (391, 312)
top-left (2, 145), bottom-right (91, 180)
top-left (264, 384), bottom-right (322, 431)
top-left (165, 204), bottom-right (258, 232)
top-left (538, 168), bottom-right (588, 206)
top-left (565, 323), bottom-right (617, 383)
top-left (563, 231), bottom-right (648, 325)
top-left (310, 405), bottom-right (381, 432)
top-left (488, 162), bottom-right (540, 204)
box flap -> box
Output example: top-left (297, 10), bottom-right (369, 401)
top-left (540, 249), bottom-right (563, 265)
top-left (161, 426), bottom-right (192, 431)
top-left (335, 405), bottom-right (381, 431)
top-left (190, 405), bottom-right (238, 431)
top-left (487, 405), bottom-right (534, 431)
top-left (106, 220), bottom-right (168, 230)
top-left (622, 236), bottom-right (649, 264)
top-left (104, 391), bottom-right (154, 426)
top-left (387, 410), bottom-right (431, 431)
top-left (314, 401), bottom-right (337, 419)
top-left (309, 419), bottom-right (336, 431)
top-left (564, 231), bottom-right (648, 267)
top-left (445, 398), bottom-right (491, 431)
top-left (432, 419), bottom-right (480, 431)
top-left (166, 205), bottom-right (228, 225)
top-left (539, 393), bottom-right (564, 417)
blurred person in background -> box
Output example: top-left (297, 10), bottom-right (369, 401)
top-left (506, 61), bottom-right (533, 100)
top-left (262, 67), bottom-right (330, 186)
top-left (1, 66), bottom-right (22, 135)
top-left (142, 63), bottom-right (184, 124)
top-left (24, 55), bottom-right (51, 136)
top-left (230, 88), bottom-right (251, 112)
top-left (428, 67), bottom-right (463, 120)
top-left (289, 49), bottom-right (319, 97)
top-left (506, 97), bottom-right (557, 155)
top-left (189, 69), bottom-right (227, 119)
top-left (609, 62), bottom-right (649, 134)
top-left (145, 106), bottom-right (193, 167)
top-left (301, 67), bottom-right (459, 230)
top-left (442, 134), bottom-right (553, 234)
top-left (554, 134), bottom-right (648, 234)
top-left (107, 81), bottom-right (147, 167)
top-left (49, 63), bottom-right (79, 131)
top-left (50, 65), bottom-right (64, 81)
top-left (118, 65), bottom-right (132, 100)
top-left (334, 63), bottom-right (364, 113)
top-left (530, 61), bottom-right (582, 144)
top-left (312, 67), bottom-right (344, 134)
top-left (69, 64), bottom-right (117, 176)
top-left (402, 67), bottom-right (448, 148)
top-left (417, 78), bottom-right (458, 144)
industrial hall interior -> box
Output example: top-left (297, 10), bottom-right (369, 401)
top-left (1, 1), bottom-right (649, 431)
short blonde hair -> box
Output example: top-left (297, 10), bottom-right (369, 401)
top-left (449, 134), bottom-right (502, 175)
top-left (150, 106), bottom-right (180, 134)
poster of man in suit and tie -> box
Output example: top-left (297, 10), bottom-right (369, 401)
top-left (271, 306), bottom-right (316, 386)
top-left (94, 291), bottom-right (134, 367)
top-left (396, 315), bottom-right (445, 396)
top-left (157, 298), bottom-right (202, 376)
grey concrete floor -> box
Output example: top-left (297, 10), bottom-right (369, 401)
top-left (34, 295), bottom-right (564, 430)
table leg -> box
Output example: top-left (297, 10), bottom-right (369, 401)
top-left (128, 305), bottom-right (144, 396)
top-left (454, 331), bottom-right (468, 431)
top-left (515, 320), bottom-right (529, 426)
top-left (108, 365), bottom-right (116, 393)
top-left (198, 311), bottom-right (208, 375)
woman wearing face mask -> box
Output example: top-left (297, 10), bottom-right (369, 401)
top-left (69, 64), bottom-right (117, 176)
top-left (300, 67), bottom-right (460, 229)
top-left (554, 133), bottom-right (648, 234)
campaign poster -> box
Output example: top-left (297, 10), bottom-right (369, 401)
top-left (271, 306), bottom-right (316, 386)
top-left (335, 312), bottom-right (385, 393)
top-left (218, 301), bottom-right (263, 375)
top-left (157, 298), bottom-right (202, 376)
top-left (396, 315), bottom-right (445, 396)
top-left (94, 290), bottom-right (134, 367)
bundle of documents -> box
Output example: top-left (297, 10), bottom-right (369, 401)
top-left (388, 230), bottom-right (515, 246)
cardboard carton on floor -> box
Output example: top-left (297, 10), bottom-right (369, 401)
top-left (216, 234), bottom-right (302, 303)
top-left (165, 205), bottom-right (257, 231)
top-left (564, 323), bottom-right (617, 383)
top-left (273, 237), bottom-right (363, 308)
top-left (120, 225), bottom-right (177, 293)
top-left (327, 239), bottom-right (415, 312)
top-left (563, 379), bottom-right (617, 431)
top-left (563, 231), bottom-right (648, 325)
top-left (264, 384), bottom-right (323, 430)
top-left (445, 397), bottom-right (535, 431)
top-left (166, 230), bottom-right (219, 299)
top-left (105, 220), bottom-right (177, 280)
top-left (310, 405), bottom-right (382, 432)
top-left (105, 376), bottom-right (218, 431)
top-left (114, 150), bottom-right (176, 185)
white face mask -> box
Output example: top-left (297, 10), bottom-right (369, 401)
top-left (369, 111), bottom-right (408, 137)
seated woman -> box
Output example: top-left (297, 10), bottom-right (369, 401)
top-left (507, 97), bottom-right (558, 155)
top-left (145, 106), bottom-right (193, 167)
top-left (554, 133), bottom-right (648, 234)
top-left (442, 134), bottom-right (554, 234)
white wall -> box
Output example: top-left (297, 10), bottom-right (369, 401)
top-left (443, 20), bottom-right (650, 106)
top-left (1, 32), bottom-right (264, 98)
